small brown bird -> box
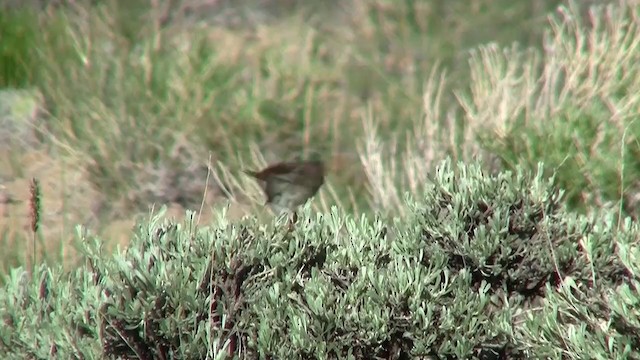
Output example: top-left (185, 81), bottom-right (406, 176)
top-left (244, 159), bottom-right (325, 226)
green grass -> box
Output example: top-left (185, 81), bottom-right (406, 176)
top-left (458, 2), bottom-right (640, 218)
top-left (1, 0), bottom-right (638, 279)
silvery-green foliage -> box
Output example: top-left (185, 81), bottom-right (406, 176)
top-left (1, 159), bottom-right (638, 359)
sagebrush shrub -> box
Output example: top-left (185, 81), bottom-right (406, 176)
top-left (0, 160), bottom-right (638, 359)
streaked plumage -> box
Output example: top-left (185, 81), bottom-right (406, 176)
top-left (244, 160), bottom-right (325, 215)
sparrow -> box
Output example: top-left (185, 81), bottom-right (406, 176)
top-left (244, 159), bottom-right (325, 227)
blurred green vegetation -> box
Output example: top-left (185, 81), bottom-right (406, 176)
top-left (0, 0), bottom-right (562, 206)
